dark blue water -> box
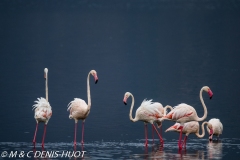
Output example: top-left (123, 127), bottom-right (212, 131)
top-left (0, 0), bottom-right (240, 159)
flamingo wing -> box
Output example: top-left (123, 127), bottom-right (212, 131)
top-left (164, 103), bottom-right (194, 121)
top-left (140, 99), bottom-right (163, 119)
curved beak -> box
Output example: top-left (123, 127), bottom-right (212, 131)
top-left (94, 75), bottom-right (98, 84)
top-left (123, 97), bottom-right (127, 105)
top-left (208, 89), bottom-right (213, 99)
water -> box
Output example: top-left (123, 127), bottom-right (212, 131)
top-left (0, 0), bottom-right (240, 159)
top-left (1, 138), bottom-right (240, 159)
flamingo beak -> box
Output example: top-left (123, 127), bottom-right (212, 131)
top-left (94, 75), bottom-right (98, 84)
top-left (208, 89), bottom-right (213, 99)
top-left (165, 125), bottom-right (178, 132)
top-left (209, 129), bottom-right (213, 140)
top-left (123, 97), bottom-right (127, 105)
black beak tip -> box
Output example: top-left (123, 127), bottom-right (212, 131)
top-left (124, 102), bottom-right (127, 105)
top-left (210, 96), bottom-right (212, 99)
top-left (95, 79), bottom-right (98, 84)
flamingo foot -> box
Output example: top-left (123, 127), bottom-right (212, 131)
top-left (41, 143), bottom-right (44, 148)
top-left (81, 140), bottom-right (84, 145)
top-left (144, 142), bottom-right (148, 147)
top-left (74, 141), bottom-right (77, 146)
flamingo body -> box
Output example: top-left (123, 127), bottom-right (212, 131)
top-left (33, 97), bottom-right (52, 123)
top-left (207, 118), bottom-right (223, 140)
top-left (68, 98), bottom-right (89, 121)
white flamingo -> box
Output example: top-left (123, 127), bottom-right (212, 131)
top-left (67, 70), bottom-right (98, 145)
top-left (207, 118), bottom-right (223, 141)
top-left (159, 86), bottom-right (213, 149)
top-left (123, 92), bottom-right (172, 146)
top-left (165, 121), bottom-right (213, 148)
top-left (32, 68), bottom-right (52, 148)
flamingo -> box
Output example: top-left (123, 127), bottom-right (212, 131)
top-left (67, 70), bottom-right (98, 145)
top-left (159, 86), bottom-right (213, 149)
top-left (165, 121), bottom-right (213, 148)
top-left (207, 118), bottom-right (223, 141)
top-left (32, 68), bottom-right (52, 148)
top-left (123, 92), bottom-right (173, 146)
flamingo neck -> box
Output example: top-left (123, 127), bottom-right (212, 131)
top-left (196, 87), bottom-right (208, 121)
top-left (195, 121), bottom-right (208, 138)
top-left (87, 72), bottom-right (91, 109)
top-left (45, 74), bottom-right (48, 102)
top-left (163, 105), bottom-right (173, 116)
top-left (129, 93), bottom-right (137, 122)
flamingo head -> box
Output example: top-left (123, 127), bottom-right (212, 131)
top-left (165, 123), bottom-right (181, 132)
top-left (207, 123), bottom-right (214, 140)
top-left (90, 70), bottom-right (98, 84)
top-left (123, 92), bottom-right (131, 105)
top-left (44, 68), bottom-right (48, 79)
top-left (203, 86), bottom-right (213, 99)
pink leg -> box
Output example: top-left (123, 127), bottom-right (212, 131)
top-left (74, 122), bottom-right (78, 146)
top-left (152, 124), bottom-right (164, 146)
top-left (181, 136), bottom-right (187, 148)
top-left (33, 123), bottom-right (39, 146)
top-left (178, 126), bottom-right (183, 150)
top-left (41, 124), bottom-right (47, 148)
top-left (144, 123), bottom-right (148, 146)
top-left (81, 121), bottom-right (85, 144)
top-left (152, 125), bottom-right (155, 142)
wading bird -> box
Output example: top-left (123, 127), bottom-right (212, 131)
top-left (32, 68), bottom-right (52, 148)
top-left (207, 118), bottom-right (223, 141)
top-left (123, 92), bottom-right (172, 146)
top-left (67, 70), bottom-right (98, 145)
top-left (165, 121), bottom-right (213, 148)
top-left (159, 86), bottom-right (213, 149)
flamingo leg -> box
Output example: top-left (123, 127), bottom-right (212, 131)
top-left (74, 122), bottom-right (78, 146)
top-left (178, 126), bottom-right (183, 150)
top-left (81, 121), bottom-right (85, 144)
top-left (33, 123), bottom-right (39, 146)
top-left (152, 124), bottom-right (164, 146)
top-left (181, 136), bottom-right (188, 148)
top-left (41, 124), bottom-right (47, 148)
top-left (152, 125), bottom-right (154, 142)
top-left (144, 123), bottom-right (148, 146)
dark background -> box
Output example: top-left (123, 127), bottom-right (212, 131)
top-left (0, 0), bottom-right (240, 144)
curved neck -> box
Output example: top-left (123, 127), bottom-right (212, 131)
top-left (195, 121), bottom-right (208, 138)
top-left (87, 72), bottom-right (91, 109)
top-left (129, 93), bottom-right (137, 122)
top-left (196, 88), bottom-right (208, 121)
top-left (45, 75), bottom-right (48, 102)
top-left (163, 105), bottom-right (173, 116)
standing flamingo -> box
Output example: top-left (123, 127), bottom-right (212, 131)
top-left (123, 92), bottom-right (172, 146)
top-left (159, 86), bottom-right (213, 149)
top-left (67, 70), bottom-right (98, 145)
top-left (206, 118), bottom-right (223, 141)
top-left (165, 121), bottom-right (213, 148)
top-left (32, 68), bottom-right (52, 148)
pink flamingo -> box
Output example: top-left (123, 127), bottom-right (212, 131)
top-left (165, 121), bottom-right (213, 148)
top-left (67, 70), bottom-right (98, 145)
top-left (159, 86), bottom-right (213, 149)
top-left (32, 68), bottom-right (52, 148)
top-left (123, 92), bottom-right (172, 146)
top-left (207, 118), bottom-right (223, 141)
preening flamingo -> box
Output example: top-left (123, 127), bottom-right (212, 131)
top-left (206, 118), bottom-right (223, 141)
top-left (32, 68), bottom-right (52, 148)
top-left (67, 70), bottom-right (98, 145)
top-left (165, 121), bottom-right (213, 148)
top-left (123, 92), bottom-right (172, 146)
top-left (159, 86), bottom-right (213, 149)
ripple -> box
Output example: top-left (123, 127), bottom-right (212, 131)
top-left (1, 138), bottom-right (240, 159)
